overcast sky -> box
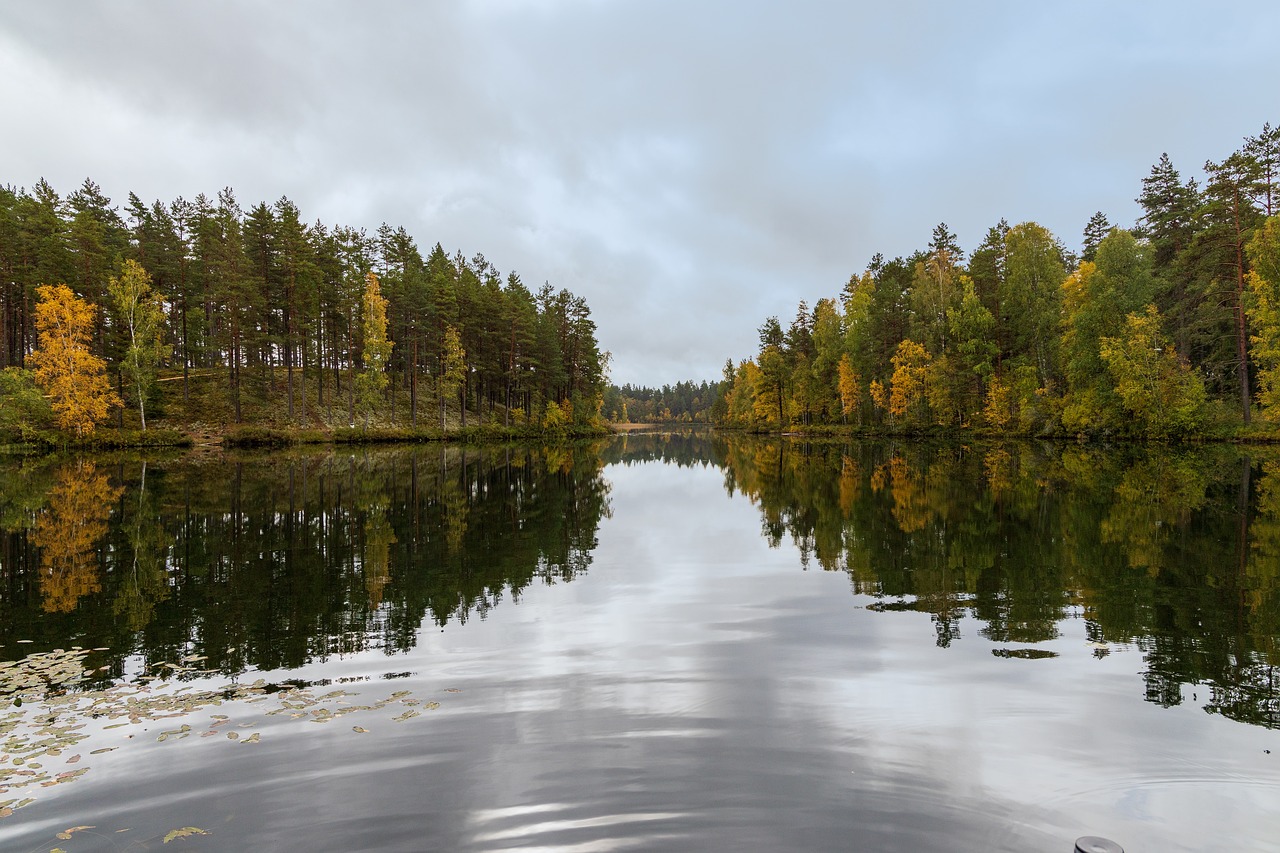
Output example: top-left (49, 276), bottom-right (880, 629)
top-left (1, 2), bottom-right (1276, 386)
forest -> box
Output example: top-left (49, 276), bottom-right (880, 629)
top-left (0, 183), bottom-right (609, 441)
top-left (603, 380), bottom-right (720, 424)
top-left (716, 121), bottom-right (1280, 438)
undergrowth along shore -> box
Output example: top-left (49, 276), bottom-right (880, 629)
top-left (0, 422), bottom-right (614, 454)
top-left (714, 419), bottom-right (1280, 444)
top-left (10, 418), bottom-right (1280, 454)
top-left (222, 422), bottom-right (613, 447)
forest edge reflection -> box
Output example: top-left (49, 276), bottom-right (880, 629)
top-left (0, 442), bottom-right (611, 681)
top-left (1, 432), bottom-right (1278, 731)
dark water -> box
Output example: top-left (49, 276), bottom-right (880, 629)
top-left (0, 434), bottom-right (1278, 852)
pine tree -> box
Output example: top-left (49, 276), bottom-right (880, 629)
top-left (1200, 151), bottom-right (1266, 421)
top-left (1137, 153), bottom-right (1201, 271)
top-left (1244, 122), bottom-right (1280, 217)
top-left (1081, 211), bottom-right (1111, 262)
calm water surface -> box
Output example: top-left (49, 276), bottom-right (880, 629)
top-left (0, 434), bottom-right (1277, 852)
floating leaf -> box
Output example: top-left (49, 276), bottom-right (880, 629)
top-left (444, 688), bottom-right (461, 693)
top-left (163, 826), bottom-right (209, 843)
top-left (225, 731), bottom-right (239, 741)
top-left (55, 825), bottom-right (94, 840)
top-left (392, 710), bottom-right (419, 722)
top-left (241, 733), bottom-right (260, 744)
top-left (352, 726), bottom-right (368, 734)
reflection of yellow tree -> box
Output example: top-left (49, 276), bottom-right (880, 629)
top-left (33, 461), bottom-right (121, 613)
top-left (351, 454), bottom-right (399, 608)
top-left (838, 455), bottom-right (859, 518)
top-left (363, 504), bottom-right (397, 608)
top-left (440, 476), bottom-right (469, 554)
top-left (983, 447), bottom-right (1014, 497)
top-left (869, 462), bottom-right (887, 493)
top-left (1100, 457), bottom-right (1209, 573)
top-left (887, 456), bottom-right (930, 533)
top-left (543, 446), bottom-right (572, 476)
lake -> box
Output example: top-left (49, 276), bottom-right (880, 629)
top-left (0, 433), bottom-right (1277, 852)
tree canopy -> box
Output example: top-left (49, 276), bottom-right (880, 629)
top-left (715, 121), bottom-right (1279, 438)
top-left (0, 180), bottom-right (609, 435)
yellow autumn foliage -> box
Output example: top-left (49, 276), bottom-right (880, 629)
top-left (33, 461), bottom-right (121, 613)
top-left (888, 339), bottom-right (930, 420)
top-left (28, 284), bottom-right (120, 436)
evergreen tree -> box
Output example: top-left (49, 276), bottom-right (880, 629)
top-left (1244, 122), bottom-right (1280, 217)
top-left (1193, 151), bottom-right (1266, 421)
top-left (968, 219), bottom-right (1011, 348)
top-left (1137, 153), bottom-right (1201, 271)
top-left (1081, 211), bottom-right (1110, 262)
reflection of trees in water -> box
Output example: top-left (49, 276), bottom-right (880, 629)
top-left (32, 461), bottom-right (122, 614)
top-left (113, 462), bottom-right (171, 631)
top-left (602, 431), bottom-right (723, 468)
top-left (718, 435), bottom-right (1280, 728)
top-left (0, 444), bottom-right (612, 679)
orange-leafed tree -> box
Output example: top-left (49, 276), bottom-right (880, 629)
top-left (28, 284), bottom-right (120, 436)
top-left (869, 378), bottom-right (887, 415)
top-left (837, 353), bottom-right (861, 424)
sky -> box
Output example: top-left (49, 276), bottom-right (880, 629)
top-left (1, 2), bottom-right (1277, 387)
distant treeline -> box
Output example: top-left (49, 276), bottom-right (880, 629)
top-left (718, 121), bottom-right (1280, 438)
top-left (0, 181), bottom-right (608, 434)
top-left (604, 380), bottom-right (719, 423)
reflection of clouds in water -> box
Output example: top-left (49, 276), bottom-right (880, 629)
top-left (2, 441), bottom-right (1279, 850)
